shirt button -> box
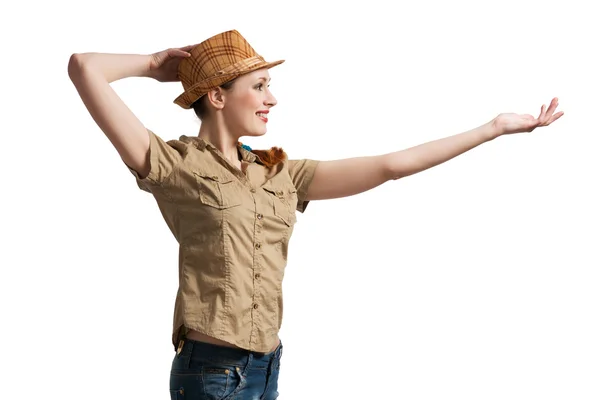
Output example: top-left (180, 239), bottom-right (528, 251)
top-left (250, 188), bottom-right (256, 193)
top-left (255, 273), bottom-right (261, 279)
top-left (255, 243), bottom-right (261, 249)
top-left (212, 175), bottom-right (219, 180)
top-left (257, 214), bottom-right (263, 220)
top-left (253, 304), bottom-right (259, 309)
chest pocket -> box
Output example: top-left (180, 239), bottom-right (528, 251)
top-left (194, 172), bottom-right (242, 209)
top-left (263, 185), bottom-right (298, 227)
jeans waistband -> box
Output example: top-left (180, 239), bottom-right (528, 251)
top-left (179, 337), bottom-right (282, 369)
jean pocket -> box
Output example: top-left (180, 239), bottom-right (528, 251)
top-left (169, 388), bottom-right (184, 400)
top-left (202, 365), bottom-right (243, 400)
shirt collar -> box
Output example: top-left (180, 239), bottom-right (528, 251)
top-left (237, 144), bottom-right (258, 163)
top-left (180, 135), bottom-right (259, 164)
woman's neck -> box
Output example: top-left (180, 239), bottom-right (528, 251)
top-left (198, 122), bottom-right (240, 165)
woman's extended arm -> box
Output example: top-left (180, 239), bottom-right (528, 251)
top-left (305, 98), bottom-right (563, 201)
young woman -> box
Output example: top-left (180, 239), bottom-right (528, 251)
top-left (68, 29), bottom-right (563, 400)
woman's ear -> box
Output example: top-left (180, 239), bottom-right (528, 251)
top-left (206, 88), bottom-right (225, 110)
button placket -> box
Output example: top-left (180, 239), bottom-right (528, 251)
top-left (249, 183), bottom-right (266, 344)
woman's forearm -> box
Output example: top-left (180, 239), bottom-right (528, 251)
top-left (67, 52), bottom-right (154, 174)
top-left (387, 121), bottom-right (500, 180)
top-left (68, 52), bottom-right (152, 83)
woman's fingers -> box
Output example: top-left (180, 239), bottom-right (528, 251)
top-left (166, 48), bottom-right (191, 58)
top-left (540, 98), bottom-right (561, 125)
top-left (538, 103), bottom-right (547, 121)
top-left (546, 111), bottom-right (564, 125)
top-left (543, 98), bottom-right (558, 122)
top-left (154, 45), bottom-right (193, 62)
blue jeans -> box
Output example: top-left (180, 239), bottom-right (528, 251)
top-left (169, 337), bottom-right (282, 400)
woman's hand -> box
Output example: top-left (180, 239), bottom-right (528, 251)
top-left (492, 97), bottom-right (564, 137)
top-left (146, 45), bottom-right (194, 82)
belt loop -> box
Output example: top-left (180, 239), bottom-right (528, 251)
top-left (176, 339), bottom-right (184, 355)
top-left (241, 352), bottom-right (253, 377)
top-left (180, 338), bottom-right (192, 369)
top-left (277, 341), bottom-right (283, 361)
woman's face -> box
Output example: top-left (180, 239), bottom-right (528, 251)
top-left (222, 68), bottom-right (277, 137)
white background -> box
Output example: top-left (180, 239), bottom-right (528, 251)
top-left (1, 0), bottom-right (599, 399)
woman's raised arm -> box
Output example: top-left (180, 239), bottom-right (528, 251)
top-left (67, 47), bottom-right (191, 178)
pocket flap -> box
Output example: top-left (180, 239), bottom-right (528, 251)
top-left (263, 186), bottom-right (286, 198)
top-left (263, 182), bottom-right (297, 196)
top-left (194, 171), bottom-right (234, 184)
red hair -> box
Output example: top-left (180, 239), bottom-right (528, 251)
top-left (239, 143), bottom-right (287, 168)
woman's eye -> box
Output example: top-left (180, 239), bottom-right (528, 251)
top-left (255, 83), bottom-right (270, 91)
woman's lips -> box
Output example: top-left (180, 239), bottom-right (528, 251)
top-left (256, 112), bottom-right (269, 123)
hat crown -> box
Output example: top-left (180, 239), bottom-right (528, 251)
top-left (178, 30), bottom-right (261, 90)
top-left (173, 29), bottom-right (283, 109)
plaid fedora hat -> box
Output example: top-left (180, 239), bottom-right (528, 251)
top-left (174, 30), bottom-right (284, 109)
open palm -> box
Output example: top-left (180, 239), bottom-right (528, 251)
top-left (494, 97), bottom-right (564, 136)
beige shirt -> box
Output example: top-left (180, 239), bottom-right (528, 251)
top-left (127, 130), bottom-right (319, 352)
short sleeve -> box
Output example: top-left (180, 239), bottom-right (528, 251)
top-left (125, 129), bottom-right (186, 192)
top-left (287, 158), bottom-right (319, 212)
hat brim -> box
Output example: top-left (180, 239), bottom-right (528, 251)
top-left (173, 59), bottom-right (284, 109)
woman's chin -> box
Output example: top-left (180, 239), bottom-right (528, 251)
top-left (245, 130), bottom-right (267, 138)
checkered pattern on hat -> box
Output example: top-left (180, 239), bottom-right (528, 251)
top-left (174, 30), bottom-right (284, 109)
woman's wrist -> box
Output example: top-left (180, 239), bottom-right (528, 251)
top-left (483, 119), bottom-right (504, 141)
